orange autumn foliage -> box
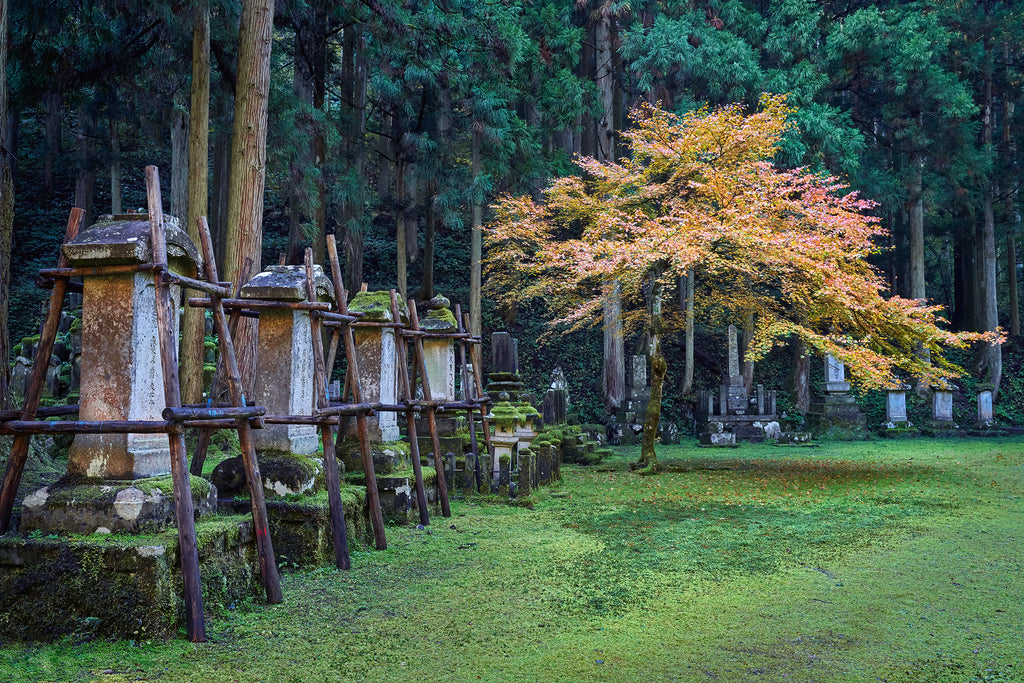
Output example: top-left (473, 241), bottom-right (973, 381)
top-left (484, 95), bottom-right (999, 389)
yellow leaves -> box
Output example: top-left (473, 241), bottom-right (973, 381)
top-left (483, 95), bottom-right (989, 387)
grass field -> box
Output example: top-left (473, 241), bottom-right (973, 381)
top-left (2, 437), bottom-right (1022, 682)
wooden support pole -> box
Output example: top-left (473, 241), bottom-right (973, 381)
top-left (464, 311), bottom-right (493, 459)
top-left (197, 216), bottom-right (282, 604)
top-left (0, 208), bottom-right (84, 535)
top-left (456, 305), bottom-right (482, 493)
top-left (407, 299), bottom-right (451, 517)
top-left (390, 290), bottom-right (430, 526)
top-left (188, 258), bottom-right (252, 477)
top-left (303, 246), bottom-right (352, 569)
top-left (145, 167), bottom-right (206, 642)
top-left (319, 246), bottom-right (387, 550)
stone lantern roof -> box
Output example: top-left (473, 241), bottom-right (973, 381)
top-left (62, 214), bottom-right (201, 278)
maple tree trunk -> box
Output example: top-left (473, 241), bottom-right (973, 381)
top-left (638, 270), bottom-right (665, 473)
top-left (741, 312), bottom-right (754, 396)
top-left (225, 0), bottom-right (275, 394)
top-left (181, 0), bottom-right (210, 407)
top-left (0, 0), bottom-right (12, 407)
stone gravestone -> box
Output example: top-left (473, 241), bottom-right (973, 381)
top-left (419, 295), bottom-right (457, 404)
top-left (724, 325), bottom-right (747, 414)
top-left (486, 331), bottom-right (524, 400)
top-left (22, 215), bottom-right (218, 535)
top-left (885, 389), bottom-right (908, 424)
top-left (825, 355), bottom-right (851, 393)
top-left (932, 389), bottom-right (954, 422)
top-left (977, 388), bottom-right (994, 425)
top-left (64, 216), bottom-right (199, 480)
top-left (346, 290), bottom-right (404, 443)
top-left (239, 265), bottom-right (335, 456)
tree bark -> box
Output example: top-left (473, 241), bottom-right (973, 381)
top-left (790, 337), bottom-right (810, 414)
top-left (43, 89), bottom-right (60, 197)
top-left (109, 116), bottom-right (121, 214)
top-left (976, 58), bottom-right (1001, 394)
top-left (681, 269), bottom-right (695, 395)
top-left (74, 99), bottom-right (97, 228)
top-left (181, 0), bottom-right (210, 407)
top-left (210, 84), bottom-right (232, 276)
top-left (170, 91), bottom-right (189, 223)
top-left (638, 267), bottom-right (665, 473)
top-left (595, 9), bottom-right (624, 413)
top-left (224, 0), bottom-right (276, 394)
top-left (0, 0), bottom-right (12, 407)
top-left (470, 125), bottom-right (482, 337)
top-left (907, 151), bottom-right (925, 302)
top-left (1004, 83), bottom-right (1019, 338)
top-left (340, 25), bottom-right (367, 294)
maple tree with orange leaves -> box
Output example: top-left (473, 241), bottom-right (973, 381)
top-left (485, 95), bottom-right (999, 470)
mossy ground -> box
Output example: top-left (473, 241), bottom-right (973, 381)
top-left (2, 438), bottom-right (1023, 681)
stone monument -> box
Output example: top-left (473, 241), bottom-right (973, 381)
top-left (805, 354), bottom-right (867, 436)
top-left (696, 325), bottom-right (779, 444)
top-left (21, 215), bottom-right (217, 534)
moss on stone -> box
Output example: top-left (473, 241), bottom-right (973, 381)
top-left (420, 306), bottom-right (457, 331)
top-left (349, 290), bottom-right (405, 321)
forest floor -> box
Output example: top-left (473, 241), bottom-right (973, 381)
top-left (2, 437), bottom-right (1023, 682)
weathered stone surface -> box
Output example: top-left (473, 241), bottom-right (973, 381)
top-left (0, 514), bottom-right (261, 640)
top-left (885, 389), bottom-right (908, 424)
top-left (824, 355), bottom-right (851, 393)
top-left (239, 264), bottom-right (335, 303)
top-left (932, 390), bottom-right (954, 422)
top-left (727, 325), bottom-right (742, 385)
top-left (211, 454), bottom-right (323, 498)
top-left (67, 271), bottom-right (181, 478)
top-left (977, 389), bottom-right (994, 424)
top-left (492, 332), bottom-right (518, 374)
top-left (348, 291), bottom-right (401, 441)
top-left (20, 475), bottom-right (217, 535)
top-left (63, 215), bottom-right (200, 277)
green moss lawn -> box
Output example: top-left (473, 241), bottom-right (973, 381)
top-left (3, 437), bottom-right (1023, 682)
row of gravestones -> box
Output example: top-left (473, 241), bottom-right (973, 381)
top-left (10, 303), bottom-right (83, 404)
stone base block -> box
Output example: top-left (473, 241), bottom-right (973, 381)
top-left (20, 475), bottom-right (217, 535)
top-left (211, 454), bottom-right (324, 499)
top-left (699, 431), bottom-right (737, 447)
top-left (339, 439), bottom-right (412, 476)
top-left (0, 515), bottom-right (261, 640)
top-left (777, 431), bottom-right (813, 445)
top-left (221, 486), bottom-right (373, 567)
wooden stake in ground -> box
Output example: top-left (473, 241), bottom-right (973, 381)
top-left (144, 167), bottom-right (206, 641)
top-left (312, 247), bottom-right (387, 550)
top-left (196, 215), bottom-right (282, 604)
top-left (0, 208), bottom-right (83, 534)
top-left (302, 247), bottom-right (351, 569)
top-left (188, 257), bottom-right (252, 477)
top-left (456, 305), bottom-right (491, 493)
top-left (406, 299), bottom-right (451, 517)
top-left (390, 290), bottom-right (430, 526)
